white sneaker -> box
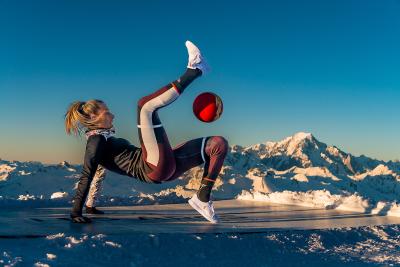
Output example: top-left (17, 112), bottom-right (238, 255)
top-left (188, 194), bottom-right (220, 224)
top-left (185, 40), bottom-right (210, 74)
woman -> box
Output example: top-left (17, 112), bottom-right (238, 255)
top-left (65, 41), bottom-right (228, 224)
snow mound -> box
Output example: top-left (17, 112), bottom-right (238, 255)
top-left (0, 164), bottom-right (16, 181)
top-left (50, 192), bottom-right (69, 199)
top-left (46, 254), bottom-right (57, 260)
top-left (238, 190), bottom-right (370, 212)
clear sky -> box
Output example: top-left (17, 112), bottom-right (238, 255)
top-left (1, 0), bottom-right (400, 163)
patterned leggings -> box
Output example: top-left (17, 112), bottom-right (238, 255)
top-left (137, 83), bottom-right (228, 183)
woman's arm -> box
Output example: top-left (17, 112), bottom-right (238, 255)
top-left (85, 164), bottom-right (106, 208)
top-left (71, 135), bottom-right (106, 222)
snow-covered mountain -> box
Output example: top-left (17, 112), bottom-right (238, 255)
top-left (1, 132), bottom-right (400, 215)
top-left (238, 132), bottom-right (387, 175)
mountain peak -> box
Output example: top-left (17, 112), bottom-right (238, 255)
top-left (279, 132), bottom-right (320, 157)
top-left (280, 132), bottom-right (317, 151)
top-left (291, 132), bottom-right (313, 141)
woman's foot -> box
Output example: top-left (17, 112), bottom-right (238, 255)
top-left (85, 206), bottom-right (105, 215)
top-left (188, 194), bottom-right (220, 224)
top-left (185, 40), bottom-right (210, 74)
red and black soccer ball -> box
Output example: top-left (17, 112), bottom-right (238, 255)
top-left (193, 92), bottom-right (224, 123)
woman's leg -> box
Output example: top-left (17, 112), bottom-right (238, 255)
top-left (137, 69), bottom-right (202, 182)
top-left (137, 41), bottom-right (208, 182)
top-left (167, 136), bottom-right (229, 202)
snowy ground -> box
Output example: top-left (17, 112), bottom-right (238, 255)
top-left (1, 200), bottom-right (400, 267)
top-left (1, 225), bottom-right (400, 267)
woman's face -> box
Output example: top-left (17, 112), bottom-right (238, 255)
top-left (92, 104), bottom-right (114, 129)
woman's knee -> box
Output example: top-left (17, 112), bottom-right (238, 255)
top-left (217, 136), bottom-right (229, 155)
top-left (206, 136), bottom-right (229, 156)
top-left (137, 96), bottom-right (150, 110)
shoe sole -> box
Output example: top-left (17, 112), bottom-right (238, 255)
top-left (188, 198), bottom-right (219, 224)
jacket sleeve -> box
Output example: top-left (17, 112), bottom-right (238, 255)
top-left (85, 164), bottom-right (107, 208)
top-left (71, 135), bottom-right (106, 216)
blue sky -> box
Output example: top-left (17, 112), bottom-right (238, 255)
top-left (1, 0), bottom-right (400, 163)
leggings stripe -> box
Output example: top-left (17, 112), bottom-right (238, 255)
top-left (137, 124), bottom-right (163, 128)
top-left (201, 137), bottom-right (206, 163)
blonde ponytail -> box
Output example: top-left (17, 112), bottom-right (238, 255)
top-left (65, 100), bottom-right (105, 135)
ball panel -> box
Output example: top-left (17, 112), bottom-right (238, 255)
top-left (199, 103), bottom-right (217, 122)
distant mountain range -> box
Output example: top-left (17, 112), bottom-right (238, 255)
top-left (1, 132), bottom-right (399, 209)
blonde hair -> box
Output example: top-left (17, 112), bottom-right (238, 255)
top-left (65, 99), bottom-right (105, 135)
